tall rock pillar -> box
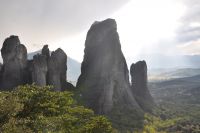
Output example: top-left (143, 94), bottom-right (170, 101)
top-left (130, 61), bottom-right (155, 112)
top-left (77, 19), bottom-right (141, 114)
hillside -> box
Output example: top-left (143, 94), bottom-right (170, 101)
top-left (148, 75), bottom-right (200, 132)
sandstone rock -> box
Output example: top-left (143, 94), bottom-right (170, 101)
top-left (0, 35), bottom-right (27, 90)
top-left (77, 19), bottom-right (141, 114)
top-left (47, 48), bottom-right (67, 91)
top-left (0, 63), bottom-right (2, 71)
top-left (0, 36), bottom-right (71, 91)
top-left (0, 63), bottom-right (2, 82)
top-left (42, 45), bottom-right (50, 58)
top-left (31, 54), bottom-right (48, 86)
top-left (130, 61), bottom-right (155, 112)
top-left (62, 82), bottom-right (75, 91)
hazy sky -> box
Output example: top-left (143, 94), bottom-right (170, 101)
top-left (0, 0), bottom-right (200, 65)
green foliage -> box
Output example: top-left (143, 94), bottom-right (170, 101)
top-left (0, 85), bottom-right (113, 133)
top-left (108, 106), bottom-right (144, 132)
top-left (139, 104), bottom-right (200, 133)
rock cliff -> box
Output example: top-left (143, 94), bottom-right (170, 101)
top-left (31, 54), bottom-right (48, 86)
top-left (0, 36), bottom-right (28, 90)
top-left (0, 36), bottom-right (74, 91)
top-left (47, 48), bottom-right (68, 91)
top-left (77, 19), bottom-right (141, 114)
top-left (130, 61), bottom-right (155, 112)
top-left (0, 63), bottom-right (2, 71)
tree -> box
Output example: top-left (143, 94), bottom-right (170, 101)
top-left (0, 85), bottom-right (113, 133)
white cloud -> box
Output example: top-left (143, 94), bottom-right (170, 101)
top-left (0, 0), bottom-right (129, 53)
top-left (57, 0), bottom-right (186, 63)
top-left (177, 39), bottom-right (200, 55)
top-left (112, 0), bottom-right (186, 60)
top-left (189, 22), bottom-right (200, 28)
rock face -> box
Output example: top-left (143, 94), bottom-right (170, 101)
top-left (0, 35), bottom-right (27, 90)
top-left (0, 63), bottom-right (2, 71)
top-left (30, 46), bottom-right (69, 91)
top-left (0, 63), bottom-right (3, 80)
top-left (130, 61), bottom-right (155, 112)
top-left (42, 45), bottom-right (50, 58)
top-left (0, 36), bottom-right (73, 91)
top-left (30, 45), bottom-right (49, 87)
top-left (47, 48), bottom-right (67, 91)
top-left (77, 19), bottom-right (141, 114)
top-left (31, 54), bottom-right (48, 86)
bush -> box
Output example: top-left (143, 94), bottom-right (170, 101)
top-left (0, 85), bottom-right (113, 133)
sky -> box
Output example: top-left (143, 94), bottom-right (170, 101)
top-left (0, 0), bottom-right (200, 67)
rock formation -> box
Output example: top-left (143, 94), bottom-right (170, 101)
top-left (0, 63), bottom-right (2, 71)
top-left (42, 45), bottom-right (50, 58)
top-left (31, 54), bottom-right (48, 86)
top-left (0, 35), bottom-right (28, 90)
top-left (0, 36), bottom-right (74, 91)
top-left (130, 61), bottom-right (155, 112)
top-left (28, 45), bottom-right (49, 86)
top-left (47, 48), bottom-right (68, 91)
top-left (0, 63), bottom-right (3, 80)
top-left (77, 19), bottom-right (141, 114)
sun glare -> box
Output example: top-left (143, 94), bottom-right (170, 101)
top-left (113, 0), bottom-right (186, 58)
top-left (56, 0), bottom-right (186, 63)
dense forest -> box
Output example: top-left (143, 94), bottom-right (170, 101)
top-left (0, 85), bottom-right (199, 133)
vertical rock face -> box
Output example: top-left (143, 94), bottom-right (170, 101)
top-left (42, 45), bottom-right (50, 59)
top-left (130, 61), bottom-right (154, 112)
top-left (0, 35), bottom-right (27, 89)
top-left (31, 54), bottom-right (48, 86)
top-left (77, 19), bottom-right (141, 114)
top-left (30, 45), bottom-right (69, 91)
top-left (47, 48), bottom-right (67, 91)
top-left (0, 37), bottom-right (73, 91)
top-left (30, 45), bottom-right (50, 86)
top-left (0, 63), bottom-right (2, 71)
top-left (0, 63), bottom-right (2, 83)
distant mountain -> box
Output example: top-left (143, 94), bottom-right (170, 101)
top-left (3, 50), bottom-right (200, 84)
top-left (148, 68), bottom-right (200, 81)
top-left (67, 57), bottom-right (81, 84)
top-left (149, 74), bottom-right (200, 104)
top-left (132, 54), bottom-right (200, 69)
top-left (28, 50), bottom-right (81, 84)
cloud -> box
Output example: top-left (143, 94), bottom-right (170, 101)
top-left (176, 27), bottom-right (200, 43)
top-left (0, 0), bottom-right (129, 51)
top-left (176, 0), bottom-right (200, 43)
top-left (177, 39), bottom-right (200, 55)
top-left (1, 0), bottom-right (200, 67)
top-left (174, 0), bottom-right (200, 55)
